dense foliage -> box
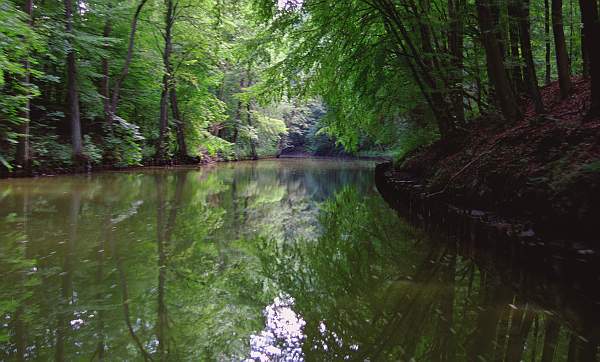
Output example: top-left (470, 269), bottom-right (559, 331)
top-left (256, 0), bottom-right (600, 155)
top-left (1, 0), bottom-right (599, 172)
top-left (0, 0), bottom-right (297, 173)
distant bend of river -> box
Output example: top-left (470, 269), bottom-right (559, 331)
top-left (0, 159), bottom-right (598, 361)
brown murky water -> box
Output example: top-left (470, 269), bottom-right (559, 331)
top-left (0, 159), bottom-right (598, 361)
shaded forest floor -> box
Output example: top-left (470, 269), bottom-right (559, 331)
top-left (386, 77), bottom-right (600, 241)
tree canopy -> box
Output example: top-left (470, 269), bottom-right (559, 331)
top-left (1, 0), bottom-right (599, 173)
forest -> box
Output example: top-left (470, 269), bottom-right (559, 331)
top-left (0, 0), bottom-right (599, 176)
top-left (0, 0), bottom-right (335, 175)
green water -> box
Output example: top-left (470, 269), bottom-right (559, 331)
top-left (0, 159), bottom-right (598, 361)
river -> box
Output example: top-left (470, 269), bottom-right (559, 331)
top-left (0, 159), bottom-right (598, 361)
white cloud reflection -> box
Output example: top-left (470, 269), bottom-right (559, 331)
top-left (277, 0), bottom-right (303, 11)
top-left (247, 295), bottom-right (306, 361)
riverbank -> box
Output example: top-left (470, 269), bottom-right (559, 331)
top-left (376, 77), bottom-right (600, 243)
top-left (0, 157), bottom-right (207, 179)
top-left (0, 152), bottom-right (385, 179)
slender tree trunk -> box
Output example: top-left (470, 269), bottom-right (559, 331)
top-left (489, 1), bottom-right (505, 56)
top-left (374, 0), bottom-right (457, 140)
top-left (169, 86), bottom-right (188, 160)
top-left (552, 0), bottom-right (573, 97)
top-left (581, 25), bottom-right (590, 78)
top-left (448, 0), bottom-right (466, 125)
top-left (476, 0), bottom-right (521, 122)
top-left (474, 41), bottom-right (485, 111)
top-left (232, 76), bottom-right (244, 144)
top-left (418, 0), bottom-right (457, 135)
top-left (157, 0), bottom-right (174, 162)
top-left (109, 0), bottom-right (149, 122)
top-left (158, 84), bottom-right (170, 162)
top-left (508, 2), bottom-right (524, 93)
top-left (569, 0), bottom-right (575, 63)
top-left (109, 216), bottom-right (152, 361)
top-left (518, 0), bottom-right (545, 113)
top-left (545, 0), bottom-right (552, 84)
top-left (64, 0), bottom-right (83, 160)
top-left (155, 174), bottom-right (168, 360)
top-left (245, 67), bottom-right (258, 160)
top-left (580, 0), bottom-right (591, 78)
top-left (418, 0), bottom-right (435, 71)
top-left (101, 19), bottom-right (112, 125)
top-left (579, 0), bottom-right (600, 115)
top-left (247, 103), bottom-right (257, 160)
top-left (16, 0), bottom-right (33, 172)
top-left (154, 173), bottom-right (185, 360)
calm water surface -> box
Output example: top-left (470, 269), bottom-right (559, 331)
top-left (0, 159), bottom-right (598, 361)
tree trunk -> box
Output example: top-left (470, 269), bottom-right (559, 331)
top-left (569, 0), bottom-right (575, 63)
top-left (581, 24), bottom-right (590, 78)
top-left (110, 214), bottom-right (152, 361)
top-left (15, 0), bottom-right (33, 172)
top-left (169, 86), bottom-right (188, 160)
top-left (109, 0), bottom-right (149, 122)
top-left (155, 173), bottom-right (185, 360)
top-left (418, 0), bottom-right (457, 136)
top-left (448, 0), bottom-right (466, 125)
top-left (552, 0), bottom-right (573, 98)
top-left (476, 0), bottom-right (521, 122)
top-left (157, 0), bottom-right (174, 163)
top-left (246, 68), bottom-right (258, 160)
top-left (580, 0), bottom-right (591, 79)
top-left (518, 0), bottom-right (545, 113)
top-left (158, 83), bottom-right (170, 162)
top-left (545, 0), bottom-right (552, 84)
top-left (374, 0), bottom-right (457, 140)
top-left (156, 176), bottom-right (168, 360)
top-left (101, 19), bottom-right (112, 125)
top-left (232, 75), bottom-right (244, 144)
top-left (508, 2), bottom-right (524, 93)
top-left (579, 0), bottom-right (600, 115)
top-left (64, 0), bottom-right (83, 160)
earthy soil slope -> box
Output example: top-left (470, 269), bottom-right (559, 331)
top-left (387, 77), bottom-right (600, 241)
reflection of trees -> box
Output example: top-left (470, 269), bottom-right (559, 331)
top-left (155, 172), bottom-right (185, 361)
top-left (210, 160), bottom-right (375, 245)
top-left (109, 212), bottom-right (152, 361)
top-left (263, 186), bottom-right (600, 361)
top-left (2, 162), bottom-right (599, 361)
top-left (55, 188), bottom-right (81, 362)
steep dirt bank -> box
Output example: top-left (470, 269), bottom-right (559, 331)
top-left (377, 78), bottom-right (600, 243)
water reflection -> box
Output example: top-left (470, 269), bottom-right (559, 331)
top-left (248, 295), bottom-right (305, 362)
top-left (0, 159), bottom-right (598, 361)
top-left (262, 186), bottom-right (600, 361)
